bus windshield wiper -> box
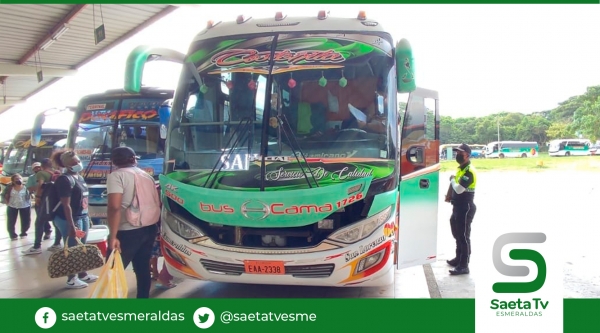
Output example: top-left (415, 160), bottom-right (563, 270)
top-left (83, 126), bottom-right (111, 179)
top-left (258, 33), bottom-right (318, 190)
top-left (277, 114), bottom-right (319, 188)
top-left (203, 117), bottom-right (253, 188)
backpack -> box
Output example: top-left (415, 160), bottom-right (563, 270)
top-left (38, 174), bottom-right (76, 223)
top-left (119, 167), bottom-right (161, 227)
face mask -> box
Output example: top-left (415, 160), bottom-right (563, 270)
top-left (456, 154), bottom-right (465, 164)
top-left (70, 162), bottom-right (84, 173)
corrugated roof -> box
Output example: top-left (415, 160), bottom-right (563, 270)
top-left (0, 4), bottom-right (179, 116)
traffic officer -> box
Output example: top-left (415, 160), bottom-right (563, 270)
top-left (445, 143), bottom-right (477, 275)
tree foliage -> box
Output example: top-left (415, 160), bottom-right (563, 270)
top-left (432, 85), bottom-right (600, 146)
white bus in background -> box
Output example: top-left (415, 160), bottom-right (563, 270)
top-left (485, 141), bottom-right (539, 158)
top-left (548, 139), bottom-right (591, 157)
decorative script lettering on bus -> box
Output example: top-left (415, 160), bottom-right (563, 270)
top-left (211, 49), bottom-right (346, 67)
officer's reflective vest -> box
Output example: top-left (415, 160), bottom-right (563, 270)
top-left (455, 164), bottom-right (477, 192)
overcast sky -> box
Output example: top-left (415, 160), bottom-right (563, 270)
top-left (1, 4), bottom-right (599, 141)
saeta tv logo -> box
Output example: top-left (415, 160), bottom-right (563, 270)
top-left (492, 232), bottom-right (546, 293)
top-left (490, 233), bottom-right (549, 314)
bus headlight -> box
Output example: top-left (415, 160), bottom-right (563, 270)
top-left (328, 206), bottom-right (392, 244)
top-left (162, 209), bottom-right (205, 239)
top-left (355, 249), bottom-right (385, 274)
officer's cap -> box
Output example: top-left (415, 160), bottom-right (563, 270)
top-left (453, 143), bottom-right (472, 155)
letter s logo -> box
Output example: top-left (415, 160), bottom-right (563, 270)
top-left (492, 232), bottom-right (546, 293)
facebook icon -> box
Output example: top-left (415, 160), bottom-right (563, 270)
top-left (35, 307), bottom-right (57, 329)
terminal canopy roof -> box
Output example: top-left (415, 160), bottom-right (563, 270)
top-left (0, 4), bottom-right (180, 116)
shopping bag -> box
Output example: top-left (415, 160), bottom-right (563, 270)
top-left (88, 250), bottom-right (129, 298)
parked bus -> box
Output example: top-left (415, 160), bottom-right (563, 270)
top-left (0, 128), bottom-right (68, 192)
top-left (439, 144), bottom-right (459, 160)
top-left (124, 12), bottom-right (441, 287)
top-left (548, 139), bottom-right (591, 157)
top-left (440, 144), bottom-right (485, 160)
top-left (469, 144), bottom-right (486, 158)
top-left (32, 88), bottom-right (174, 225)
top-left (485, 141), bottom-right (539, 158)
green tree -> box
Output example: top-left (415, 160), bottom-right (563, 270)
top-left (571, 99), bottom-right (600, 141)
top-left (546, 122), bottom-right (571, 140)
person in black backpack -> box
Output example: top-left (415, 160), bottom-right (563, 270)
top-left (23, 158), bottom-right (63, 255)
top-left (50, 150), bottom-right (98, 289)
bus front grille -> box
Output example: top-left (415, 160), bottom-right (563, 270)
top-left (200, 259), bottom-right (335, 278)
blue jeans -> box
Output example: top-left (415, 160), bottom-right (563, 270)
top-left (53, 214), bottom-right (91, 281)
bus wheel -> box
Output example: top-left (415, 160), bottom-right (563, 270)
top-left (521, 153), bottom-right (527, 158)
top-left (499, 153), bottom-right (505, 158)
top-left (565, 151), bottom-right (570, 157)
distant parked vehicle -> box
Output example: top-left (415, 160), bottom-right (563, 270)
top-left (548, 139), bottom-right (591, 157)
top-left (485, 141), bottom-right (539, 158)
top-left (469, 144), bottom-right (486, 158)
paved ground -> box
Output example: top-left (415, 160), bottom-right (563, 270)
top-left (1, 169), bottom-right (599, 298)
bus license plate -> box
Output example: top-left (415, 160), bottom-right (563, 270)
top-left (244, 260), bottom-right (285, 275)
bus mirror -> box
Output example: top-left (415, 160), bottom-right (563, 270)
top-left (396, 39), bottom-right (416, 93)
top-left (31, 112), bottom-right (45, 147)
top-left (124, 46), bottom-right (186, 94)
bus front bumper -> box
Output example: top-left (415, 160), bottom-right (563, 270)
top-left (160, 222), bottom-right (396, 287)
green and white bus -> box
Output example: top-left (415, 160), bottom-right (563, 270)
top-left (124, 11), bottom-right (440, 287)
top-left (485, 141), bottom-right (539, 158)
top-left (548, 139), bottom-right (591, 157)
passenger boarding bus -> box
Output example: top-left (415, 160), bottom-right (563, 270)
top-left (124, 12), bottom-right (441, 287)
top-left (60, 88), bottom-right (173, 225)
top-left (548, 139), bottom-right (591, 157)
top-left (485, 141), bottom-right (539, 158)
top-left (0, 128), bottom-right (68, 192)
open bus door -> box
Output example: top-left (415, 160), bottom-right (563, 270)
top-left (396, 87), bottom-right (440, 269)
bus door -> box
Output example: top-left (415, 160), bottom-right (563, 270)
top-left (396, 87), bottom-right (440, 269)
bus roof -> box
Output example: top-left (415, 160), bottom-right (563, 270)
top-left (77, 87), bottom-right (174, 106)
top-left (488, 141), bottom-right (538, 144)
top-left (194, 14), bottom-right (390, 43)
top-left (549, 138), bottom-right (590, 142)
top-left (12, 128), bottom-right (68, 138)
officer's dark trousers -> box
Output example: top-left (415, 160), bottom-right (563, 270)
top-left (450, 202), bottom-right (476, 268)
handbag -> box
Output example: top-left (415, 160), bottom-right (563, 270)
top-left (47, 238), bottom-right (105, 278)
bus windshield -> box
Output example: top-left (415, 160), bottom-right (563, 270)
top-left (168, 32), bottom-right (398, 187)
top-left (71, 97), bottom-right (167, 182)
top-left (2, 133), bottom-right (66, 176)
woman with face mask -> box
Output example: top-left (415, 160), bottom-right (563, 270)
top-left (50, 150), bottom-right (98, 289)
top-left (1, 173), bottom-right (31, 240)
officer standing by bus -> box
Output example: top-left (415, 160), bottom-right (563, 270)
top-left (444, 143), bottom-right (477, 275)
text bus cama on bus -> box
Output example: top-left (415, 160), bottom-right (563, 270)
top-left (548, 139), bottom-right (591, 157)
top-left (124, 12), bottom-right (440, 287)
top-left (485, 141), bottom-right (539, 158)
top-left (61, 88), bottom-right (174, 224)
